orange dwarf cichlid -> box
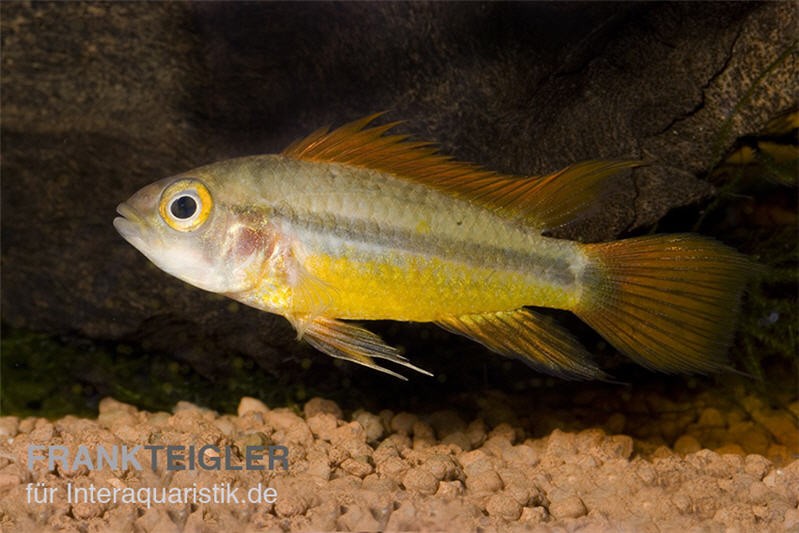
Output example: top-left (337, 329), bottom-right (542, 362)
top-left (114, 115), bottom-right (752, 380)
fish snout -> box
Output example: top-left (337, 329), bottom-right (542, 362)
top-left (113, 202), bottom-right (145, 244)
top-left (113, 178), bottom-right (174, 242)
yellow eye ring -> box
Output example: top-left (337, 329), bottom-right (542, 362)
top-left (159, 179), bottom-right (213, 232)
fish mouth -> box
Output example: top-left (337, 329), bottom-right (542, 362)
top-left (115, 202), bottom-right (142, 223)
top-left (113, 203), bottom-right (146, 248)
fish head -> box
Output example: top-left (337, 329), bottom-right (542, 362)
top-left (114, 174), bottom-right (271, 295)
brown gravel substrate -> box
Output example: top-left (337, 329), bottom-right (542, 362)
top-left (1, 389), bottom-right (797, 532)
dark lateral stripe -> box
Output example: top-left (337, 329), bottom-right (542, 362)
top-left (234, 204), bottom-right (578, 287)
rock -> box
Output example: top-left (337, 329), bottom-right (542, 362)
top-left (520, 506), bottom-right (548, 523)
top-left (0, 417), bottom-right (19, 438)
top-left (697, 407), bottom-right (726, 427)
top-left (784, 508), bottom-right (799, 530)
top-left (304, 397), bottom-right (342, 419)
top-left (0, 474), bottom-right (21, 490)
top-left (390, 413), bottom-right (418, 436)
top-left (402, 467), bottom-right (439, 495)
top-left (340, 457), bottom-right (374, 478)
top-left (237, 397), bottom-right (269, 416)
top-left (486, 492), bottom-right (523, 520)
top-left (353, 410), bottom-right (384, 443)
top-left (337, 504), bottom-right (381, 531)
top-left (751, 409), bottom-right (799, 449)
top-left (2, 394), bottom-right (799, 531)
top-left (729, 422), bottom-right (771, 455)
top-left (421, 454), bottom-right (461, 482)
top-left (549, 495), bottom-right (588, 519)
top-left (436, 480), bottom-right (464, 498)
top-left (307, 413), bottom-right (338, 441)
top-left (744, 454), bottom-right (773, 479)
top-left (465, 470), bottom-right (504, 493)
top-left (441, 431), bottom-right (472, 451)
top-left (674, 435), bottom-right (703, 454)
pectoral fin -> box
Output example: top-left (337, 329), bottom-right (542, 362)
top-left (436, 308), bottom-right (605, 379)
top-left (297, 316), bottom-right (433, 380)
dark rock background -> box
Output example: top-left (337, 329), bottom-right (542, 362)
top-left (1, 2), bottom-right (796, 416)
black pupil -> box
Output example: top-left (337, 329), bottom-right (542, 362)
top-left (170, 195), bottom-right (197, 219)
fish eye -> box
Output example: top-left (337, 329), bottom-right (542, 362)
top-left (170, 195), bottom-right (198, 219)
top-left (159, 179), bottom-right (213, 232)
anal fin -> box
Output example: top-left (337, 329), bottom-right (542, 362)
top-left (298, 316), bottom-right (433, 380)
top-left (436, 309), bottom-right (605, 379)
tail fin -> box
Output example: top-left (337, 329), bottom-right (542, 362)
top-left (576, 235), bottom-right (754, 373)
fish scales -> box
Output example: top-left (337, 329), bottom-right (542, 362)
top-left (233, 156), bottom-right (584, 320)
top-left (114, 114), bottom-right (753, 380)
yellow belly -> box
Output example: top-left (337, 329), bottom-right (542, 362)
top-left (300, 251), bottom-right (580, 321)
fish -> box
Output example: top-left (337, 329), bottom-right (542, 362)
top-left (114, 114), bottom-right (752, 380)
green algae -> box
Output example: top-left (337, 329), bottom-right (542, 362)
top-left (1, 327), bottom-right (309, 418)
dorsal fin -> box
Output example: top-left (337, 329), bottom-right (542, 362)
top-left (283, 114), bottom-right (641, 229)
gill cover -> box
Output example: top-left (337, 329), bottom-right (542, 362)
top-left (159, 179), bottom-right (213, 231)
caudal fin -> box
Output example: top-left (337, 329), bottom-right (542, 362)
top-left (576, 235), bottom-right (754, 373)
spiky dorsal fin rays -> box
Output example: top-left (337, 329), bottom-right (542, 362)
top-left (282, 114), bottom-right (641, 231)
